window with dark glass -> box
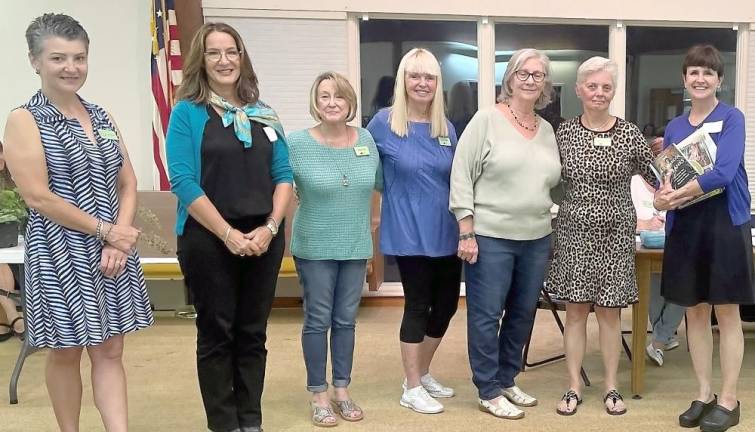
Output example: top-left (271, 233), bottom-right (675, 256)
top-left (626, 27), bottom-right (737, 138)
top-left (495, 23), bottom-right (609, 131)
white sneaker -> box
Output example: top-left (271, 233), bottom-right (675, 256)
top-left (502, 385), bottom-right (537, 407)
top-left (400, 385), bottom-right (444, 414)
top-left (645, 343), bottom-right (664, 366)
top-left (663, 338), bottom-right (680, 351)
top-left (402, 374), bottom-right (455, 398)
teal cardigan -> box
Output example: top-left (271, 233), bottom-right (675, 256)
top-left (166, 99), bottom-right (293, 235)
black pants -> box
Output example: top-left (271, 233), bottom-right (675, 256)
top-left (395, 255), bottom-right (462, 343)
top-left (178, 217), bottom-right (284, 432)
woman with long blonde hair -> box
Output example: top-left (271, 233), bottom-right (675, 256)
top-left (367, 48), bottom-right (461, 415)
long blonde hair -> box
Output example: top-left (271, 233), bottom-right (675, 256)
top-left (389, 48), bottom-right (448, 138)
top-left (176, 22), bottom-right (259, 104)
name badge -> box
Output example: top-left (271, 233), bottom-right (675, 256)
top-left (353, 146), bottom-right (370, 156)
top-left (701, 121), bottom-right (723, 134)
top-left (98, 128), bottom-right (118, 140)
top-left (262, 126), bottom-right (278, 142)
top-left (593, 137), bottom-right (612, 147)
top-left (438, 136), bottom-right (452, 147)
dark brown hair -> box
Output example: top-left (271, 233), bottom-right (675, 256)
top-left (682, 44), bottom-right (724, 77)
top-left (176, 22), bottom-right (259, 104)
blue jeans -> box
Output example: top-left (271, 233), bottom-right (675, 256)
top-left (295, 258), bottom-right (367, 393)
top-left (649, 273), bottom-right (685, 344)
top-left (465, 235), bottom-right (551, 400)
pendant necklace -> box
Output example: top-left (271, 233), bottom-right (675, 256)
top-left (507, 103), bottom-right (538, 131)
top-left (321, 127), bottom-right (352, 187)
top-left (583, 115), bottom-right (613, 132)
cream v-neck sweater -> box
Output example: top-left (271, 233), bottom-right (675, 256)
top-left (450, 106), bottom-right (561, 240)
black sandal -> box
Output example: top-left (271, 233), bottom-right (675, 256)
top-left (0, 323), bottom-right (12, 342)
top-left (604, 389), bottom-right (627, 415)
top-left (0, 288), bottom-right (20, 302)
top-left (10, 316), bottom-right (24, 341)
top-left (556, 389), bottom-right (583, 416)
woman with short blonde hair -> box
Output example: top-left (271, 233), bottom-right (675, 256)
top-left (288, 71), bottom-right (381, 426)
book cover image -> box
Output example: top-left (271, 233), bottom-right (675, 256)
top-left (650, 129), bottom-right (722, 208)
top-left (676, 131), bottom-right (717, 173)
top-left (650, 145), bottom-right (699, 189)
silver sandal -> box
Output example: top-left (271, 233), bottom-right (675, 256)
top-left (331, 399), bottom-right (364, 422)
top-left (310, 402), bottom-right (338, 427)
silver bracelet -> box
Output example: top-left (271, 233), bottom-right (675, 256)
top-left (95, 218), bottom-right (104, 243)
top-left (222, 226), bottom-right (232, 244)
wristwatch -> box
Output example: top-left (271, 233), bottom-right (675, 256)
top-left (265, 219), bottom-right (279, 236)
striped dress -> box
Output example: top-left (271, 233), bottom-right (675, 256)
top-left (23, 91), bottom-right (154, 348)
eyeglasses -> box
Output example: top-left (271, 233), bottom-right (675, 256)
top-left (204, 49), bottom-right (242, 63)
top-left (514, 70), bottom-right (546, 83)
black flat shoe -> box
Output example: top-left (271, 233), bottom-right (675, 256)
top-left (679, 395), bottom-right (717, 428)
top-left (700, 401), bottom-right (740, 432)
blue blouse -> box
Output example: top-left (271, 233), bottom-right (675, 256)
top-left (367, 109), bottom-right (459, 256)
top-left (663, 102), bottom-right (750, 230)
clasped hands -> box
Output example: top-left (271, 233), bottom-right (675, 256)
top-left (653, 172), bottom-right (703, 211)
top-left (100, 223), bottom-right (141, 278)
top-left (224, 226), bottom-right (273, 257)
top-left (457, 236), bottom-right (479, 264)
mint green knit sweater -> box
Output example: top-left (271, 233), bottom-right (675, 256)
top-left (287, 128), bottom-right (381, 260)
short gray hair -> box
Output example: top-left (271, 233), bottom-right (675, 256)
top-left (576, 56), bottom-right (618, 87)
top-left (26, 13), bottom-right (89, 58)
top-left (498, 48), bottom-right (553, 110)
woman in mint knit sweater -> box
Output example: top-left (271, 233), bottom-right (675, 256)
top-left (287, 72), bottom-right (381, 427)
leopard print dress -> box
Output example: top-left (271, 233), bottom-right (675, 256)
top-left (546, 116), bottom-right (656, 307)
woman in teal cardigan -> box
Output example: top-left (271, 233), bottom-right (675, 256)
top-left (166, 22), bottom-right (292, 432)
top-left (287, 71), bottom-right (380, 427)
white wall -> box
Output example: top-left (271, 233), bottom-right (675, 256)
top-left (0, 2), bottom-right (154, 190)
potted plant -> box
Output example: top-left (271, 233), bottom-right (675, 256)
top-left (0, 188), bottom-right (27, 248)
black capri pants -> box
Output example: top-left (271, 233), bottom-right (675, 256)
top-left (395, 255), bottom-right (462, 343)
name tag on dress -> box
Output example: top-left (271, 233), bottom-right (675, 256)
top-left (353, 146), bottom-right (370, 156)
top-left (262, 126), bottom-right (278, 142)
top-left (98, 128), bottom-right (118, 140)
top-left (593, 136), bottom-right (612, 147)
top-left (701, 121), bottom-right (723, 134)
top-left (438, 136), bottom-right (452, 147)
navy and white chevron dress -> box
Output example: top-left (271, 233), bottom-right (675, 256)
top-left (23, 91), bottom-right (154, 348)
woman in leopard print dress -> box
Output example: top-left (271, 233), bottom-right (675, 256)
top-left (546, 57), bottom-right (656, 416)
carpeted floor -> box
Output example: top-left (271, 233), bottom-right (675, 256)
top-left (1, 305), bottom-right (753, 431)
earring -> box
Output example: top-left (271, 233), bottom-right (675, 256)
top-left (35, 69), bottom-right (39, 75)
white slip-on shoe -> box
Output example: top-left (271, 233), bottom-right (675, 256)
top-left (478, 397), bottom-right (524, 419)
top-left (400, 385), bottom-right (444, 414)
top-left (420, 373), bottom-right (455, 398)
top-left (645, 343), bottom-right (664, 366)
top-left (502, 385), bottom-right (538, 407)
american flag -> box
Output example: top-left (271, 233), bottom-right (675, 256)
top-left (151, 0), bottom-right (183, 190)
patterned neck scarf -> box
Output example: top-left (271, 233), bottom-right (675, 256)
top-left (208, 92), bottom-right (282, 148)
